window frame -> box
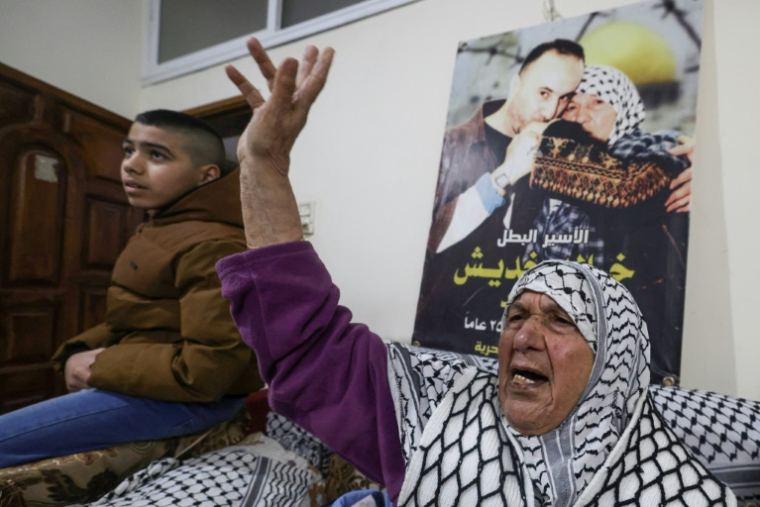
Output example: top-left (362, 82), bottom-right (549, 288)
top-left (143, 0), bottom-right (419, 85)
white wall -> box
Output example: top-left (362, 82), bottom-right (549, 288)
top-left (0, 0), bottom-right (143, 118)
top-left (2, 0), bottom-right (756, 400)
top-left (710, 1), bottom-right (760, 401)
top-left (141, 0), bottom-right (759, 400)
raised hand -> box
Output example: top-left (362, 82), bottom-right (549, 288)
top-left (225, 37), bottom-right (335, 248)
top-left (225, 37), bottom-right (334, 169)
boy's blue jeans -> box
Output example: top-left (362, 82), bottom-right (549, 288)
top-left (0, 388), bottom-right (244, 469)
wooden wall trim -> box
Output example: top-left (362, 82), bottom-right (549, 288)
top-left (0, 62), bottom-right (130, 131)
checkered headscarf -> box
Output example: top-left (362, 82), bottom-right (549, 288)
top-left (576, 65), bottom-right (646, 145)
top-left (505, 260), bottom-right (651, 505)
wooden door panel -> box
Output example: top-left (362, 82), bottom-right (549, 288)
top-left (1, 305), bottom-right (58, 364)
top-left (6, 149), bottom-right (67, 286)
top-left (0, 365), bottom-right (55, 413)
top-left (79, 286), bottom-right (108, 333)
top-left (84, 197), bottom-right (127, 269)
top-left (63, 108), bottom-right (128, 183)
top-left (0, 304), bottom-right (60, 412)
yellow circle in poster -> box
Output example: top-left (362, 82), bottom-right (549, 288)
top-left (580, 22), bottom-right (676, 85)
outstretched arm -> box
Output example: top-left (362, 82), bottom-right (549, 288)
top-left (225, 38), bottom-right (333, 248)
top-left (220, 38), bottom-right (406, 498)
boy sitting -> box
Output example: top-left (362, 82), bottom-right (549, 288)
top-left (0, 110), bottom-right (262, 468)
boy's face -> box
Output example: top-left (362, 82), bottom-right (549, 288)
top-left (121, 123), bottom-right (211, 212)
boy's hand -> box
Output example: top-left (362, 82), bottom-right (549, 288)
top-left (65, 348), bottom-right (105, 392)
top-left (225, 38), bottom-right (335, 248)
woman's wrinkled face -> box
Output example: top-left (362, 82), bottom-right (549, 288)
top-left (561, 92), bottom-right (617, 143)
top-left (498, 290), bottom-right (594, 435)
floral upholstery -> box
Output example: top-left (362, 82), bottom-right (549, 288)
top-left (0, 408), bottom-right (250, 507)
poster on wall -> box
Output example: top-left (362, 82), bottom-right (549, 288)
top-left (413, 0), bottom-right (704, 383)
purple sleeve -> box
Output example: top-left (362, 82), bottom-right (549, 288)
top-left (217, 241), bottom-right (405, 502)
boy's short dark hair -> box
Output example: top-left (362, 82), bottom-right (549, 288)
top-left (134, 109), bottom-right (230, 174)
top-left (519, 39), bottom-right (585, 75)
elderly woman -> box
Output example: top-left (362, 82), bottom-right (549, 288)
top-left (526, 64), bottom-right (691, 265)
top-left (392, 261), bottom-right (735, 505)
top-left (220, 39), bottom-right (758, 505)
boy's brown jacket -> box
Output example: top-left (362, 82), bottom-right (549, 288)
top-left (52, 169), bottom-right (263, 402)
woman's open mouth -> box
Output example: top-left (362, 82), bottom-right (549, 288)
top-left (510, 368), bottom-right (548, 387)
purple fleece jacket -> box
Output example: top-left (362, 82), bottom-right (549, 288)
top-left (217, 241), bottom-right (406, 503)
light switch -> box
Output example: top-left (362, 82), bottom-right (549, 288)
top-left (298, 201), bottom-right (316, 236)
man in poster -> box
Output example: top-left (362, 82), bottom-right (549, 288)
top-left (415, 39), bottom-right (586, 366)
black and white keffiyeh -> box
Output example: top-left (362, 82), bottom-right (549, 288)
top-left (506, 261), bottom-right (648, 506)
top-left (76, 434), bottom-right (322, 507)
top-left (389, 260), bottom-right (747, 506)
top-left (651, 385), bottom-right (760, 504)
top-left (576, 65), bottom-right (645, 145)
